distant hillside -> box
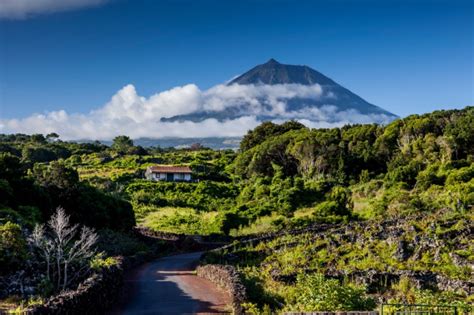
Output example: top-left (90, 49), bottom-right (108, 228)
top-left (96, 137), bottom-right (241, 150)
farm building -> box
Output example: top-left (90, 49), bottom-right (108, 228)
top-left (145, 165), bottom-right (193, 182)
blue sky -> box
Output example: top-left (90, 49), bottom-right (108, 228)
top-left (0, 0), bottom-right (472, 126)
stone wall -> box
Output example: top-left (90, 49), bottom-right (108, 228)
top-left (284, 312), bottom-right (379, 315)
top-left (133, 226), bottom-right (183, 241)
top-left (208, 214), bottom-right (474, 297)
top-left (134, 226), bottom-right (228, 251)
top-left (26, 227), bottom-right (229, 315)
top-left (30, 260), bottom-right (123, 314)
top-left (29, 253), bottom-right (151, 315)
top-left (196, 264), bottom-right (247, 315)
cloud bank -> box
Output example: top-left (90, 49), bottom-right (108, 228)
top-left (0, 83), bottom-right (394, 140)
top-left (0, 0), bottom-right (107, 19)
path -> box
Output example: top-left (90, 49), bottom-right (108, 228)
top-left (114, 252), bottom-right (231, 315)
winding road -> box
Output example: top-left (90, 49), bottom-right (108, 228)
top-left (115, 252), bottom-right (232, 315)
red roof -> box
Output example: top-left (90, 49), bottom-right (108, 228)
top-left (148, 165), bottom-right (192, 174)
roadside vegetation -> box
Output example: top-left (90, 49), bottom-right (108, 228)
top-left (0, 106), bottom-right (473, 311)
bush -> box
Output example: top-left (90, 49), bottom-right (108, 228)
top-left (141, 207), bottom-right (223, 235)
top-left (21, 146), bottom-right (58, 163)
top-left (0, 221), bottom-right (27, 273)
top-left (416, 163), bottom-right (446, 189)
top-left (313, 185), bottom-right (352, 219)
top-left (446, 165), bottom-right (474, 185)
top-left (32, 162), bottom-right (135, 230)
top-left (314, 201), bottom-right (346, 217)
top-left (90, 253), bottom-right (119, 270)
top-left (0, 207), bottom-right (23, 224)
top-left (97, 229), bottom-right (149, 256)
top-left (286, 273), bottom-right (376, 311)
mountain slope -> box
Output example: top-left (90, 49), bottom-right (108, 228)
top-left (162, 59), bottom-right (397, 123)
top-left (228, 58), bottom-right (337, 86)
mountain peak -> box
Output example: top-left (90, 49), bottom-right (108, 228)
top-left (229, 59), bottom-right (336, 86)
top-left (265, 58), bottom-right (280, 65)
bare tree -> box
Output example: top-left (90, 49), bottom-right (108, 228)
top-left (61, 225), bottom-right (98, 290)
top-left (30, 225), bottom-right (54, 280)
top-left (29, 207), bottom-right (98, 292)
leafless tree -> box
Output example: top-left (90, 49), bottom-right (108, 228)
top-left (30, 225), bottom-right (54, 281)
top-left (29, 207), bottom-right (98, 292)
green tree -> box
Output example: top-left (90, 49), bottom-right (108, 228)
top-left (30, 134), bottom-right (46, 144)
top-left (32, 161), bottom-right (79, 190)
top-left (22, 146), bottom-right (58, 163)
top-left (46, 133), bottom-right (60, 142)
top-left (240, 120), bottom-right (305, 152)
top-left (111, 135), bottom-right (134, 153)
top-left (0, 153), bottom-right (23, 180)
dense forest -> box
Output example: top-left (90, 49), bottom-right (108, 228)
top-left (0, 106), bottom-right (472, 311)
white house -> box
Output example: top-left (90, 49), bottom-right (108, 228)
top-left (145, 165), bottom-right (193, 182)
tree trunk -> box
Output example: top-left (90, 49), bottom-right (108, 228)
top-left (56, 253), bottom-right (61, 291)
top-left (46, 257), bottom-right (50, 281)
top-left (63, 262), bottom-right (68, 291)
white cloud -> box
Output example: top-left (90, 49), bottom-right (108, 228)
top-left (201, 83), bottom-right (323, 115)
top-left (0, 0), bottom-right (108, 19)
top-left (0, 82), bottom-right (394, 140)
top-left (94, 84), bottom-right (201, 122)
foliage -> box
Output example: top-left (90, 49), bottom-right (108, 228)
top-left (31, 162), bottom-right (135, 230)
top-left (389, 276), bottom-right (473, 307)
top-left (1, 296), bottom-right (44, 314)
top-left (97, 229), bottom-right (149, 256)
top-left (90, 253), bottom-right (119, 270)
top-left (0, 222), bottom-right (27, 274)
top-left (206, 208), bottom-right (473, 310)
top-left (240, 120), bottom-right (306, 152)
top-left (285, 273), bottom-right (376, 311)
top-left (140, 207), bottom-right (223, 235)
top-left (0, 152), bottom-right (135, 231)
top-left (111, 135), bottom-right (134, 154)
top-left (0, 106), bottom-right (473, 309)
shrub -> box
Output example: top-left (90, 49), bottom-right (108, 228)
top-left (313, 200), bottom-right (351, 219)
top-left (97, 229), bottom-right (149, 256)
top-left (0, 221), bottom-right (27, 274)
top-left (286, 273), bottom-right (376, 311)
top-left (0, 207), bottom-right (23, 224)
top-left (90, 253), bottom-right (119, 270)
top-left (21, 146), bottom-right (58, 163)
top-left (446, 165), bottom-right (474, 185)
top-left (141, 207), bottom-right (223, 235)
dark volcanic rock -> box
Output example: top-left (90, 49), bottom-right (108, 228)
top-left (229, 58), bottom-right (337, 86)
top-left (394, 240), bottom-right (413, 261)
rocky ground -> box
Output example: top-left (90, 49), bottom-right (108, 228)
top-left (203, 208), bottom-right (474, 306)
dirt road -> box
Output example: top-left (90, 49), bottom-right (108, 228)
top-left (116, 252), bottom-right (231, 314)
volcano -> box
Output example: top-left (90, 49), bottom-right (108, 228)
top-left (162, 59), bottom-right (397, 123)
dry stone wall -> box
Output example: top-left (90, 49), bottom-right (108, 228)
top-left (30, 258), bottom-right (125, 315)
top-left (196, 264), bottom-right (247, 315)
top-left (284, 312), bottom-right (379, 315)
top-left (28, 230), bottom-right (164, 315)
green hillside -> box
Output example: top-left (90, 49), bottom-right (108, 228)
top-left (0, 106), bottom-right (472, 310)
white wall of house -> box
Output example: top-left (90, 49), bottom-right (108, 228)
top-left (171, 173), bottom-right (192, 181)
top-left (145, 169), bottom-right (192, 181)
top-left (174, 173), bottom-right (184, 181)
